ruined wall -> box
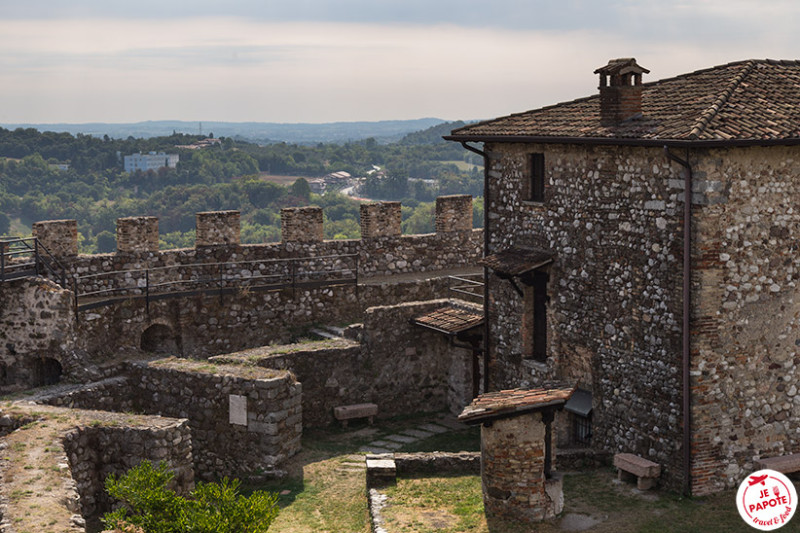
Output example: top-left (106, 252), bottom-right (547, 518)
top-left (63, 418), bottom-right (194, 520)
top-left (689, 146), bottom-right (800, 494)
top-left (215, 299), bottom-right (474, 427)
top-left (485, 143), bottom-right (685, 488)
top-left (43, 360), bottom-right (301, 481)
top-left (0, 277), bottom-right (75, 390)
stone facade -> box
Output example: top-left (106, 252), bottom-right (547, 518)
top-left (196, 210), bottom-right (240, 247)
top-left (116, 216), bottom-right (159, 253)
top-left (360, 201), bottom-right (401, 238)
top-left (483, 141), bottom-right (800, 494)
top-left (435, 194), bottom-right (473, 233)
top-left (32, 219), bottom-right (78, 258)
top-left (281, 206), bottom-right (323, 243)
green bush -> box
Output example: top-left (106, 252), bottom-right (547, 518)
top-left (103, 461), bottom-right (279, 533)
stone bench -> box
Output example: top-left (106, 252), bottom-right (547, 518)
top-left (333, 403), bottom-right (378, 428)
top-left (614, 453), bottom-right (661, 490)
top-left (755, 454), bottom-right (800, 474)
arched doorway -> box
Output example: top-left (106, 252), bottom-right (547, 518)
top-left (140, 324), bottom-right (181, 355)
top-left (30, 357), bottom-right (62, 387)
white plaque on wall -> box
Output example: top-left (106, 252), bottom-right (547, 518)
top-left (229, 394), bottom-right (248, 426)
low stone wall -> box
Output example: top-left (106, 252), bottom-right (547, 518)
top-left (41, 360), bottom-right (302, 481)
top-left (63, 419), bottom-right (194, 520)
top-left (393, 452), bottom-right (481, 475)
top-left (131, 360), bottom-right (301, 480)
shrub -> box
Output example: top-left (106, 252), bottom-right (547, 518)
top-left (103, 461), bottom-right (279, 533)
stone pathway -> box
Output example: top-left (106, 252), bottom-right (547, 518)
top-left (358, 415), bottom-right (467, 454)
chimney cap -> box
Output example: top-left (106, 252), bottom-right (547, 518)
top-left (594, 58), bottom-right (650, 76)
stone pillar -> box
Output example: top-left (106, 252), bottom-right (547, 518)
top-left (196, 211), bottom-right (240, 247)
top-left (32, 219), bottom-right (78, 258)
top-left (481, 412), bottom-right (563, 523)
top-left (116, 216), bottom-right (159, 253)
top-left (360, 201), bottom-right (401, 239)
top-left (435, 195), bottom-right (472, 233)
top-left (281, 207), bottom-right (323, 243)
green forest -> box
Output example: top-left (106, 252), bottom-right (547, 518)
top-left (0, 122), bottom-right (483, 253)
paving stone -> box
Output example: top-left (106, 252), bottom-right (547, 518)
top-left (435, 417), bottom-right (468, 430)
top-left (384, 434), bottom-right (417, 444)
top-left (369, 440), bottom-right (403, 450)
top-left (360, 445), bottom-right (392, 454)
top-left (418, 423), bottom-right (449, 434)
top-left (402, 428), bottom-right (434, 439)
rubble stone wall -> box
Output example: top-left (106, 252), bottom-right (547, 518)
top-left (62, 418), bottom-right (194, 520)
top-left (0, 278), bottom-right (75, 390)
top-left (215, 299), bottom-right (473, 427)
top-left (689, 146), bottom-right (800, 494)
top-left (485, 143), bottom-right (685, 489)
top-left (116, 216), bottom-right (159, 253)
top-left (32, 219), bottom-right (78, 258)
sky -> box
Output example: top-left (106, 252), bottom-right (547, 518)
top-left (0, 0), bottom-right (798, 124)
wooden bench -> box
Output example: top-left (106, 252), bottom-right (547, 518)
top-left (614, 453), bottom-right (661, 490)
top-left (754, 454), bottom-right (800, 474)
top-left (334, 403), bottom-right (378, 428)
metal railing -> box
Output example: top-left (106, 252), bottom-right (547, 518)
top-left (0, 237), bottom-right (68, 288)
top-left (73, 253), bottom-right (359, 312)
top-left (448, 273), bottom-right (484, 302)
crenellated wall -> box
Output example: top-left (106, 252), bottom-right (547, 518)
top-left (116, 216), bottom-right (159, 253)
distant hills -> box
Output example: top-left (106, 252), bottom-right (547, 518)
top-left (0, 118), bottom-right (451, 144)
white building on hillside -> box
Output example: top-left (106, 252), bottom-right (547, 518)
top-left (124, 152), bottom-right (179, 173)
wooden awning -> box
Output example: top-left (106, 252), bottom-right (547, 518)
top-left (412, 305), bottom-right (483, 335)
top-left (480, 246), bottom-right (554, 277)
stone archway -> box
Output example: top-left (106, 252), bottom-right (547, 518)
top-left (140, 323), bottom-right (181, 355)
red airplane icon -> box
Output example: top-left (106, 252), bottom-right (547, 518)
top-left (749, 474), bottom-right (768, 486)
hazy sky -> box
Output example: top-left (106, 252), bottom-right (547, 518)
top-left (1, 0), bottom-right (797, 124)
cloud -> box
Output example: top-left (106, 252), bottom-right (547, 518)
top-left (0, 11), bottom-right (796, 124)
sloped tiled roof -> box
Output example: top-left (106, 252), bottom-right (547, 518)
top-left (481, 246), bottom-right (554, 277)
top-left (447, 59), bottom-right (800, 144)
top-left (459, 386), bottom-right (574, 424)
top-left (413, 305), bottom-right (483, 335)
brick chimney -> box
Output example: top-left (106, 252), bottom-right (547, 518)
top-left (594, 58), bottom-right (649, 126)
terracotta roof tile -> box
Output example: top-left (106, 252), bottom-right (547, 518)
top-left (413, 305), bottom-right (483, 335)
top-left (458, 386), bottom-right (574, 424)
top-left (448, 59), bottom-right (800, 143)
top-left (481, 246), bottom-right (554, 277)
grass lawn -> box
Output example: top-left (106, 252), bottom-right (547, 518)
top-left (246, 414), bottom-right (800, 532)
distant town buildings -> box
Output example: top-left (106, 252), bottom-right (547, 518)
top-left (174, 138), bottom-right (223, 150)
top-left (124, 152), bottom-right (179, 173)
top-left (308, 171), bottom-right (352, 193)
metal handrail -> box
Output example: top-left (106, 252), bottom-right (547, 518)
top-left (0, 237), bottom-right (67, 288)
top-left (448, 274), bottom-right (484, 301)
top-left (73, 253), bottom-right (360, 312)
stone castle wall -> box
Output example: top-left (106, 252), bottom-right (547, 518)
top-left (486, 143), bottom-right (685, 489)
top-left (44, 360), bottom-right (302, 481)
top-left (213, 299), bottom-right (476, 427)
top-left (0, 277), bottom-right (75, 389)
top-left (63, 418), bottom-right (194, 520)
top-left (688, 146), bottom-right (800, 494)
top-left (116, 216), bottom-right (158, 253)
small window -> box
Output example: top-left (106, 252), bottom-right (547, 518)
top-left (572, 412), bottom-right (592, 446)
top-left (528, 153), bottom-right (545, 202)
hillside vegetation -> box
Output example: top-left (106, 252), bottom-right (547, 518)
top-left (0, 122), bottom-right (483, 252)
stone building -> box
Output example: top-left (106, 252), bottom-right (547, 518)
top-left (446, 58), bottom-right (800, 495)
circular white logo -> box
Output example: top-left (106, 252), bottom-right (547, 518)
top-left (737, 469), bottom-right (797, 530)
